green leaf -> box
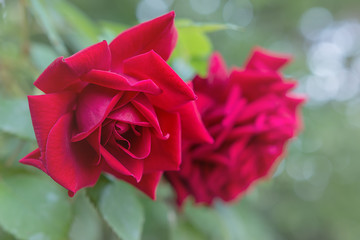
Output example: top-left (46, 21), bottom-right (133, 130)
top-left (69, 192), bottom-right (102, 240)
top-left (140, 197), bottom-right (171, 240)
top-left (99, 181), bottom-right (144, 240)
top-left (0, 98), bottom-right (35, 140)
top-left (29, 0), bottom-right (68, 55)
top-left (0, 173), bottom-right (72, 240)
top-left (99, 20), bottom-right (128, 43)
top-left (184, 201), bottom-right (230, 240)
top-left (50, 0), bottom-right (100, 51)
top-left (30, 43), bottom-right (58, 71)
top-left (176, 19), bottom-right (240, 32)
top-left (215, 202), bottom-right (246, 240)
top-left (171, 19), bottom-right (239, 79)
top-left (170, 218), bottom-right (206, 240)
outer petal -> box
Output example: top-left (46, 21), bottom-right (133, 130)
top-left (165, 172), bottom-right (190, 206)
top-left (28, 92), bottom-right (76, 162)
top-left (81, 70), bottom-right (161, 95)
top-left (178, 101), bottom-right (213, 144)
top-left (19, 148), bottom-right (46, 172)
top-left (65, 40), bottom-right (111, 75)
top-left (123, 51), bottom-right (196, 111)
top-left (245, 47), bottom-right (291, 71)
top-left (103, 164), bottom-right (162, 200)
top-left (207, 52), bottom-right (228, 85)
top-left (45, 112), bottom-right (102, 194)
top-left (109, 11), bottom-right (177, 71)
top-left (143, 108), bottom-right (181, 172)
top-left (34, 57), bottom-right (79, 93)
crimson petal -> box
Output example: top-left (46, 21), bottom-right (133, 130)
top-left (245, 47), bottom-right (291, 71)
top-left (19, 148), bottom-right (46, 172)
top-left (28, 92), bottom-right (76, 162)
top-left (143, 108), bottom-right (181, 172)
top-left (81, 70), bottom-right (161, 95)
top-left (108, 103), bottom-right (150, 126)
top-left (65, 40), bottom-right (111, 75)
top-left (123, 51), bottom-right (196, 110)
top-left (34, 57), bottom-right (79, 93)
top-left (103, 165), bottom-right (162, 200)
top-left (178, 102), bottom-right (213, 144)
top-left (72, 85), bottom-right (121, 141)
top-left (45, 112), bottom-right (101, 194)
top-left (110, 11), bottom-right (177, 72)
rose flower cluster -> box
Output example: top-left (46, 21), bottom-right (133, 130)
top-left (166, 51), bottom-right (304, 205)
top-left (20, 12), bottom-right (304, 205)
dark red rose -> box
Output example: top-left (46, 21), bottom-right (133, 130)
top-left (20, 12), bottom-right (211, 199)
top-left (166, 48), bottom-right (305, 205)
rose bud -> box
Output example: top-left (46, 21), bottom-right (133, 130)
top-left (20, 12), bottom-right (211, 199)
top-left (166, 48), bottom-right (305, 206)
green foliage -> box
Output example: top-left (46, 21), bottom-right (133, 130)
top-left (99, 181), bottom-right (144, 240)
top-left (0, 174), bottom-right (72, 240)
top-left (140, 196), bottom-right (171, 240)
top-left (183, 201), bottom-right (230, 240)
top-left (29, 0), bottom-right (68, 55)
top-left (170, 20), bottom-right (235, 80)
top-left (0, 98), bottom-right (35, 141)
top-left (69, 192), bottom-right (102, 240)
top-left (1, 0), bottom-right (360, 239)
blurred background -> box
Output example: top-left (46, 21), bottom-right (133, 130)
top-left (1, 0), bottom-right (360, 239)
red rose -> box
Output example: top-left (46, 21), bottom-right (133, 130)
top-left (20, 12), bottom-right (211, 199)
top-left (166, 48), bottom-right (305, 205)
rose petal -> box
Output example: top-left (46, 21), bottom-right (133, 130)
top-left (86, 128), bottom-right (102, 165)
top-left (72, 85), bottom-right (122, 141)
top-left (65, 40), bottom-right (111, 75)
top-left (178, 102), bottom-right (213, 144)
top-left (245, 47), bottom-right (291, 71)
top-left (108, 103), bottom-right (150, 127)
top-left (112, 126), bottom-right (152, 160)
top-left (143, 108), bottom-right (181, 172)
top-left (131, 93), bottom-right (165, 138)
top-left (208, 52), bottom-right (228, 86)
top-left (28, 92), bottom-right (76, 163)
top-left (34, 57), bottom-right (79, 93)
top-left (103, 166), bottom-right (162, 200)
top-left (81, 70), bottom-right (162, 95)
top-left (110, 11), bottom-right (177, 72)
top-left (19, 148), bottom-right (46, 172)
top-left (100, 145), bottom-right (139, 178)
top-left (45, 112), bottom-right (102, 194)
top-left (123, 50), bottom-right (196, 111)
top-left (165, 172), bottom-right (190, 206)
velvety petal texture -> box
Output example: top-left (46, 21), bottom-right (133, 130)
top-left (165, 49), bottom-right (305, 206)
top-left (20, 12), bottom-right (206, 199)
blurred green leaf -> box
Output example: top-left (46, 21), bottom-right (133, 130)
top-left (170, 218), bottom-right (206, 240)
top-left (99, 181), bottom-right (144, 240)
top-left (0, 227), bottom-right (16, 240)
top-left (171, 19), bottom-right (236, 79)
top-left (30, 43), bottom-right (58, 71)
top-left (0, 173), bottom-right (72, 240)
top-left (140, 197), bottom-right (171, 240)
top-left (69, 192), bottom-right (102, 240)
top-left (0, 98), bottom-right (35, 141)
top-left (215, 202), bottom-right (246, 240)
top-left (99, 20), bottom-right (128, 42)
top-left (176, 19), bottom-right (240, 32)
top-left (50, 0), bottom-right (100, 51)
top-left (29, 0), bottom-right (68, 55)
top-left (184, 201), bottom-right (230, 240)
